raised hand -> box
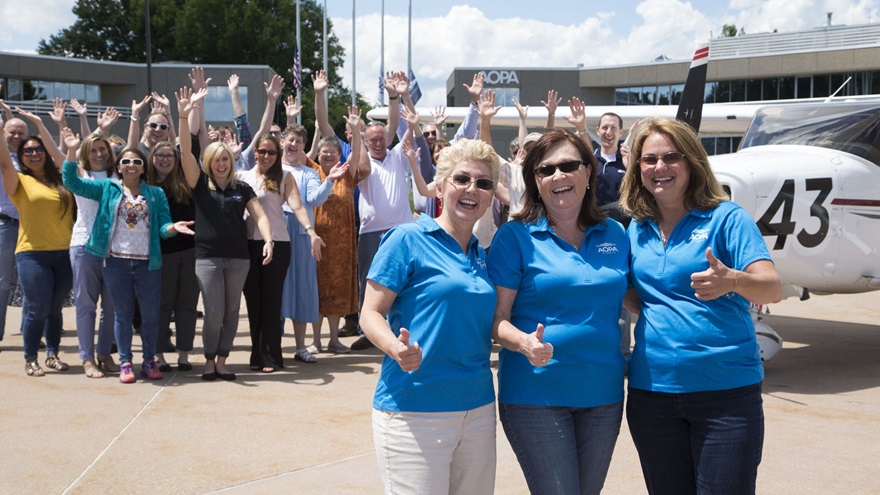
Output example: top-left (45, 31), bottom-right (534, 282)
top-left (284, 95), bottom-right (302, 121)
top-left (175, 86), bottom-right (204, 117)
top-left (401, 139), bottom-right (418, 164)
top-left (521, 323), bottom-right (554, 367)
top-left (344, 105), bottom-right (362, 128)
top-left (14, 106), bottom-right (42, 124)
top-left (265, 75), bottom-right (284, 101)
top-left (542, 89), bottom-right (561, 115)
top-left (479, 90), bottom-right (501, 120)
top-left (564, 96), bottom-right (587, 130)
top-left (391, 328), bottom-right (422, 372)
top-left (391, 71), bottom-right (409, 97)
top-left (432, 106), bottom-right (447, 127)
top-left (326, 161), bottom-right (349, 181)
top-left (512, 148), bottom-right (526, 166)
top-left (383, 72), bottom-right (398, 97)
top-left (401, 105), bottom-right (419, 127)
top-left (49, 98), bottom-right (67, 126)
top-left (513, 98), bottom-right (529, 121)
top-left (61, 127), bottom-right (80, 150)
top-left (227, 74), bottom-right (240, 92)
top-left (69, 99), bottom-right (87, 117)
top-left (151, 92), bottom-right (171, 112)
top-left (188, 67), bottom-right (212, 92)
top-left (691, 247), bottom-right (737, 301)
top-left (131, 95), bottom-right (151, 117)
top-left (312, 70), bottom-right (329, 93)
top-left (464, 72), bottom-right (485, 103)
top-left (97, 107), bottom-right (120, 132)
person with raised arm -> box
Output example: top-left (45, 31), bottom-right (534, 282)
top-left (488, 129), bottom-right (629, 494)
top-left (0, 108), bottom-right (75, 377)
top-left (231, 74), bottom-right (284, 172)
top-left (0, 86), bottom-right (27, 347)
top-left (361, 138), bottom-right (501, 494)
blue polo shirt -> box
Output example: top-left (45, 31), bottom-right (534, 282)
top-left (368, 214), bottom-right (496, 413)
top-left (487, 216), bottom-right (629, 408)
top-left (628, 201), bottom-right (772, 393)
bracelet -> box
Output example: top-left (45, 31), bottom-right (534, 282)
top-left (130, 115), bottom-right (139, 121)
top-left (265, 240), bottom-right (274, 246)
top-left (388, 96), bottom-right (399, 100)
top-left (304, 225), bottom-right (314, 231)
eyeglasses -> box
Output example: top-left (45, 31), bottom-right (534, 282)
top-left (639, 151), bottom-right (685, 166)
top-left (256, 149), bottom-right (278, 156)
top-left (423, 130), bottom-right (437, 137)
top-left (449, 174), bottom-right (494, 191)
top-left (146, 122), bottom-right (169, 131)
top-left (154, 154), bottom-right (176, 161)
top-left (535, 160), bottom-right (583, 178)
top-left (22, 146), bottom-right (46, 155)
top-left (120, 158), bottom-right (144, 166)
top-left (269, 131), bottom-right (282, 137)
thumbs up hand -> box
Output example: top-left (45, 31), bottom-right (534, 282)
top-left (690, 247), bottom-right (737, 301)
top-left (391, 328), bottom-right (422, 372)
top-left (520, 323), bottom-right (554, 367)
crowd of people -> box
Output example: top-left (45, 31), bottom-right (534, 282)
top-left (0, 66), bottom-right (784, 494)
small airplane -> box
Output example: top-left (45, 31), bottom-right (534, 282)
top-left (369, 45), bottom-right (880, 361)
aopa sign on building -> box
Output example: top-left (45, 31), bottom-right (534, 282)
top-left (480, 70), bottom-right (519, 85)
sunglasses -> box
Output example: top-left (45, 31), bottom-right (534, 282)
top-left (22, 146), bottom-right (46, 155)
top-left (423, 130), bottom-right (437, 137)
top-left (120, 158), bottom-right (144, 166)
top-left (154, 153), bottom-right (176, 161)
top-left (256, 149), bottom-right (278, 156)
top-left (535, 160), bottom-right (583, 178)
top-left (639, 151), bottom-right (685, 166)
top-left (146, 122), bottom-right (169, 131)
top-left (449, 174), bottom-right (494, 191)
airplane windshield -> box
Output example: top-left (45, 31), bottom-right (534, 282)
top-left (740, 102), bottom-right (880, 166)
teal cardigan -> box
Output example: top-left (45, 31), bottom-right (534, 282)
top-left (62, 160), bottom-right (175, 270)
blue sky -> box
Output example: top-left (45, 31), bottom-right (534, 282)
top-left (3, 1), bottom-right (878, 107)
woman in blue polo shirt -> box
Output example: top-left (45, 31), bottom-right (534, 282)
top-left (360, 138), bottom-right (500, 495)
top-left (487, 129), bottom-right (630, 495)
top-left (619, 117), bottom-right (782, 495)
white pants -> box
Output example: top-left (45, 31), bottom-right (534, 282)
top-left (372, 402), bottom-right (497, 495)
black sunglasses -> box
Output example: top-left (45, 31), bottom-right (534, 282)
top-left (22, 146), bottom-right (46, 155)
top-left (449, 174), bottom-right (494, 191)
top-left (256, 149), bottom-right (278, 156)
top-left (147, 122), bottom-right (169, 131)
top-left (120, 158), bottom-right (144, 166)
top-left (639, 151), bottom-right (685, 166)
top-left (535, 160), bottom-right (583, 178)
top-left (423, 130), bottom-right (437, 137)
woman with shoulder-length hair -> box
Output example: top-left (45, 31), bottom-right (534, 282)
top-left (70, 133), bottom-right (118, 378)
top-left (0, 111), bottom-right (75, 377)
top-left (146, 132), bottom-right (199, 373)
top-left (620, 117), bottom-right (782, 495)
top-left (362, 138), bottom-right (500, 495)
top-left (175, 88), bottom-right (274, 380)
top-left (487, 129), bottom-right (629, 494)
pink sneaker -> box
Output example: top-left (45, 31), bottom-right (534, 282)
top-left (140, 359), bottom-right (163, 380)
top-left (119, 362), bottom-right (136, 383)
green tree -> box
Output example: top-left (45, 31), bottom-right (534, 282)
top-left (720, 24), bottom-right (746, 37)
top-left (38, 0), bottom-right (367, 137)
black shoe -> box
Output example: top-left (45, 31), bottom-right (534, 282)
top-left (177, 362), bottom-right (193, 371)
top-left (158, 363), bottom-right (173, 373)
top-left (217, 371), bottom-right (236, 381)
top-left (350, 336), bottom-right (374, 351)
top-left (201, 372), bottom-right (217, 381)
top-left (338, 317), bottom-right (359, 337)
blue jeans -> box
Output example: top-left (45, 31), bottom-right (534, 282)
top-left (356, 229), bottom-right (389, 336)
top-left (70, 246), bottom-right (115, 360)
top-left (626, 383), bottom-right (764, 495)
top-left (0, 216), bottom-right (19, 340)
top-left (16, 250), bottom-right (73, 361)
top-left (102, 256), bottom-right (161, 365)
top-left (499, 401), bottom-right (623, 495)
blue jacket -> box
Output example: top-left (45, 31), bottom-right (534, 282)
top-left (63, 160), bottom-right (175, 270)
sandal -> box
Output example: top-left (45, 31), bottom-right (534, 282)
top-left (25, 361), bottom-right (45, 377)
top-left (97, 355), bottom-right (120, 373)
top-left (294, 348), bottom-right (318, 363)
top-left (45, 355), bottom-right (70, 371)
top-left (83, 359), bottom-right (105, 378)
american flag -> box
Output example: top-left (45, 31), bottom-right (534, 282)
top-left (292, 45), bottom-right (302, 91)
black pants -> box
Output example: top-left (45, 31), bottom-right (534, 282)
top-left (243, 240), bottom-right (291, 369)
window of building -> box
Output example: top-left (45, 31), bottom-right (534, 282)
top-left (813, 74), bottom-right (830, 98)
top-left (203, 86), bottom-right (248, 123)
top-left (670, 84), bottom-right (684, 105)
top-left (746, 79), bottom-right (762, 101)
top-left (779, 77), bottom-right (795, 100)
top-left (730, 80), bottom-right (746, 102)
top-left (491, 88), bottom-right (520, 107)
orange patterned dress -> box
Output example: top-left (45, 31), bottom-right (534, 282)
top-left (312, 164), bottom-right (359, 316)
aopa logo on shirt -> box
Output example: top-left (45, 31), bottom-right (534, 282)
top-left (690, 229), bottom-right (710, 242)
top-left (597, 243), bottom-right (618, 254)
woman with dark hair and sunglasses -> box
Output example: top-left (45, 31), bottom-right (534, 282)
top-left (62, 129), bottom-right (194, 383)
top-left (361, 138), bottom-right (501, 494)
top-left (70, 133), bottom-right (118, 378)
top-left (619, 118), bottom-right (782, 495)
top-left (487, 129), bottom-right (630, 494)
top-left (0, 111), bottom-right (75, 377)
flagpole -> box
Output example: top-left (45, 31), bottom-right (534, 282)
top-left (351, 0), bottom-right (356, 106)
top-left (323, 0), bottom-right (329, 106)
top-left (379, 0), bottom-right (385, 106)
top-left (296, 0), bottom-right (302, 125)
top-left (407, 0), bottom-right (412, 77)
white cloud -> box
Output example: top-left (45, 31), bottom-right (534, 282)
top-left (0, 0), bottom-right (76, 51)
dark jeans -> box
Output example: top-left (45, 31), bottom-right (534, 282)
top-left (356, 229), bottom-right (388, 335)
top-left (17, 250), bottom-right (72, 361)
top-left (626, 383), bottom-right (764, 495)
top-left (102, 256), bottom-right (161, 365)
top-left (243, 240), bottom-right (290, 369)
top-left (0, 216), bottom-right (19, 340)
top-left (499, 401), bottom-right (623, 495)
top-left (158, 248), bottom-right (200, 353)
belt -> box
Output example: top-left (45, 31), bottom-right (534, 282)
top-left (0, 213), bottom-right (18, 222)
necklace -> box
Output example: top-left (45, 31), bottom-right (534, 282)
top-left (659, 229), bottom-right (669, 246)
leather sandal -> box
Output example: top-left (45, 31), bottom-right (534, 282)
top-left (25, 361), bottom-right (45, 377)
top-left (97, 355), bottom-right (120, 373)
top-left (45, 355), bottom-right (70, 371)
top-left (83, 359), bottom-right (105, 378)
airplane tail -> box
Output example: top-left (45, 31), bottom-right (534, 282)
top-left (676, 43), bottom-right (709, 132)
